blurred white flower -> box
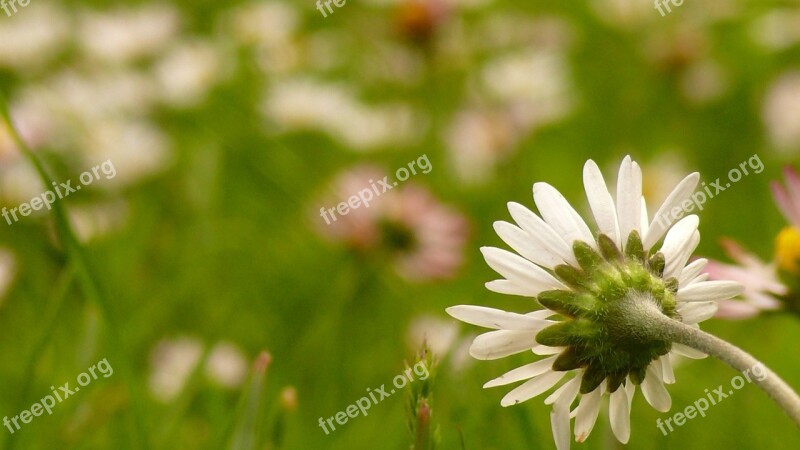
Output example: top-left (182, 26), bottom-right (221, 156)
top-left (0, 99), bottom-right (54, 163)
top-left (205, 342), bottom-right (249, 389)
top-left (149, 338), bottom-right (250, 401)
top-left (78, 4), bottom-right (180, 65)
top-left (49, 69), bottom-right (158, 121)
top-left (226, 1), bottom-right (299, 47)
top-left (444, 108), bottom-right (519, 184)
top-left (68, 201), bottom-right (129, 243)
top-left (590, 0), bottom-right (653, 28)
top-left (0, 3), bottom-right (71, 71)
top-left (482, 50), bottom-right (574, 129)
top-left (148, 337), bottom-right (204, 402)
top-left (750, 9), bottom-right (800, 51)
top-left (81, 119), bottom-right (173, 187)
top-left (264, 78), bottom-right (419, 150)
top-left (226, 1), bottom-right (301, 74)
top-left (762, 71), bottom-right (800, 155)
top-left (155, 40), bottom-right (227, 108)
top-left (407, 314), bottom-right (460, 357)
top-left (407, 314), bottom-right (475, 373)
top-left (680, 60), bottom-right (729, 105)
top-left (0, 161), bottom-right (44, 207)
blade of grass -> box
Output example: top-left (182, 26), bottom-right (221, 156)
top-left (0, 94), bottom-right (150, 450)
top-left (226, 352), bottom-right (272, 450)
top-left (3, 264), bottom-right (74, 450)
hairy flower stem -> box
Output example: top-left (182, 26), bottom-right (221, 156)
top-left (617, 293), bottom-right (800, 427)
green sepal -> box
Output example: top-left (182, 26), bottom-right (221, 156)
top-left (552, 347), bottom-right (584, 372)
top-left (624, 230), bottom-right (644, 262)
top-left (535, 319), bottom-right (598, 347)
top-left (574, 241), bottom-right (603, 274)
top-left (598, 234), bottom-right (623, 263)
top-left (537, 290), bottom-right (597, 318)
top-left (593, 271), bottom-right (626, 302)
top-left (629, 366), bottom-right (648, 385)
top-left (554, 265), bottom-right (589, 291)
top-left (580, 363), bottom-right (605, 394)
top-left (648, 252), bottom-right (665, 277)
top-left (664, 277), bottom-right (679, 293)
top-left (606, 371), bottom-right (627, 393)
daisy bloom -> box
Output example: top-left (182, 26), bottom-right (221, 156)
top-left (447, 156), bottom-right (744, 449)
top-left (706, 166), bottom-right (800, 317)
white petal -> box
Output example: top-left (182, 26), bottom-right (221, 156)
top-left (640, 197), bottom-right (649, 239)
top-left (550, 375), bottom-right (581, 450)
top-left (501, 371), bottom-right (566, 407)
top-left (668, 231), bottom-right (700, 280)
top-left (641, 365), bottom-right (672, 412)
top-left (609, 386), bottom-right (631, 444)
top-left (616, 156), bottom-right (642, 249)
top-left (660, 355), bottom-right (676, 384)
top-left (494, 221), bottom-right (565, 269)
top-left (689, 273), bottom-right (709, 285)
top-left (677, 281), bottom-right (744, 302)
top-left (574, 387), bottom-right (602, 442)
top-left (446, 305), bottom-right (552, 330)
top-left (533, 183), bottom-right (596, 249)
top-left (481, 247), bottom-right (566, 295)
top-left (671, 344), bottom-right (707, 359)
top-left (485, 279), bottom-right (536, 297)
top-left (508, 202), bottom-right (578, 266)
top-left (643, 173), bottom-right (701, 250)
top-left (469, 330), bottom-right (536, 360)
top-left (649, 357), bottom-right (664, 383)
top-left (660, 215), bottom-right (699, 279)
top-left (551, 405), bottom-right (571, 450)
top-left (625, 377), bottom-right (636, 409)
top-left (678, 258), bottom-right (708, 288)
top-left (533, 345), bottom-right (565, 355)
top-left (484, 355), bottom-right (558, 388)
top-left (528, 310), bottom-right (558, 320)
top-left (677, 301), bottom-right (718, 324)
top-left (583, 160), bottom-right (620, 246)
top-left (545, 372), bottom-right (582, 405)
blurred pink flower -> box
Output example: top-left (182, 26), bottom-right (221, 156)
top-left (705, 166), bottom-right (800, 318)
top-left (705, 238), bottom-right (784, 319)
top-left (772, 166), bottom-right (800, 228)
top-left (315, 165), bottom-right (469, 282)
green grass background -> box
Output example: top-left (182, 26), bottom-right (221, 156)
top-left (0, 0), bottom-right (799, 449)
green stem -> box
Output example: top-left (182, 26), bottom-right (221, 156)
top-left (4, 265), bottom-right (74, 450)
top-left (621, 294), bottom-right (800, 427)
top-left (0, 94), bottom-right (151, 449)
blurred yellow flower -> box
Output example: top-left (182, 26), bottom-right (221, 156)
top-left (776, 226), bottom-right (800, 275)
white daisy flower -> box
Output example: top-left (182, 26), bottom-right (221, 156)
top-left (446, 156), bottom-right (743, 449)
